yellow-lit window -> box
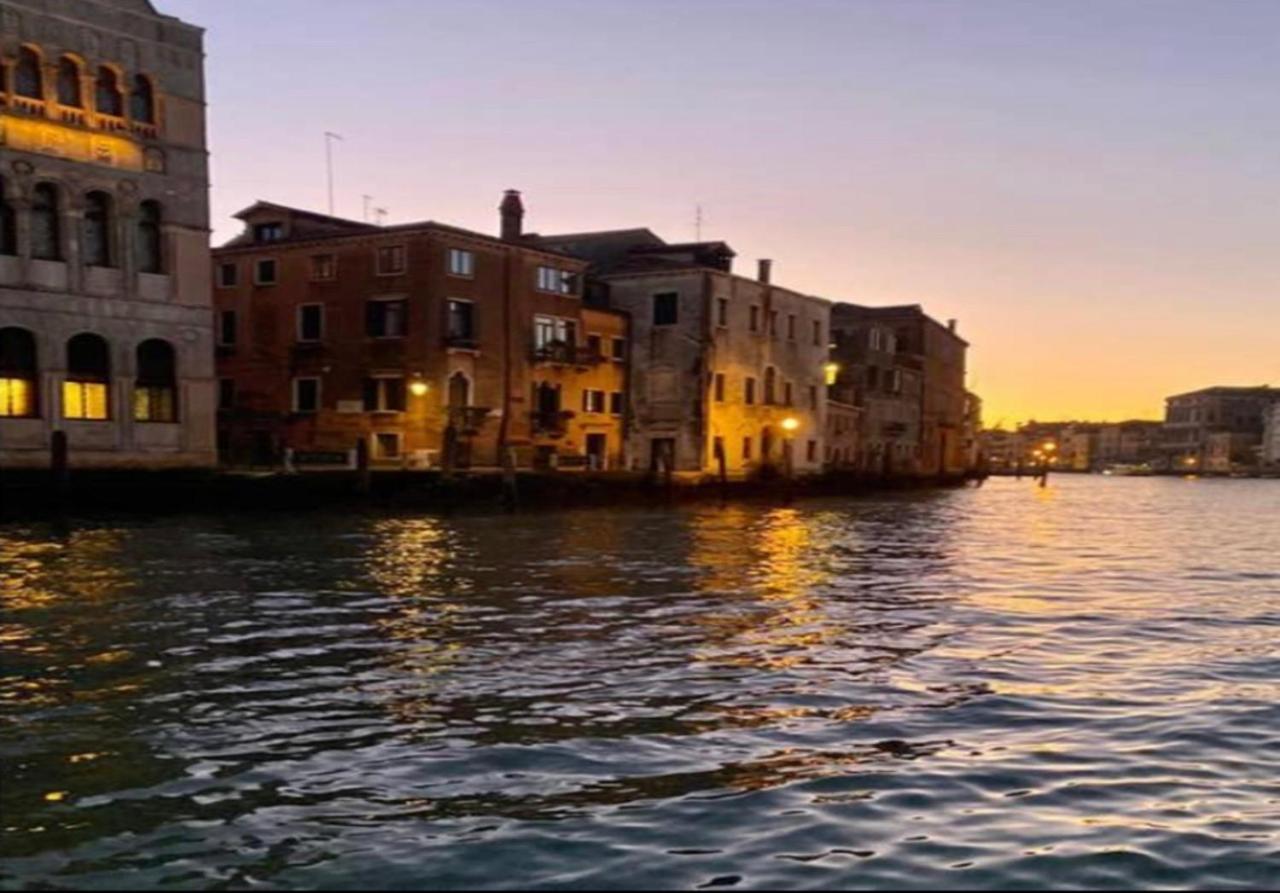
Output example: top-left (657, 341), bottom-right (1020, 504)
top-left (63, 381), bottom-right (109, 420)
top-left (0, 378), bottom-right (36, 417)
top-left (134, 386), bottom-right (176, 422)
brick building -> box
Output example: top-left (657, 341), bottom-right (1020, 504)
top-left (212, 193), bottom-right (627, 470)
top-left (1, 0), bottom-right (215, 468)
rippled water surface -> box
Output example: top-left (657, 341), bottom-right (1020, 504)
top-left (2, 476), bottom-right (1278, 890)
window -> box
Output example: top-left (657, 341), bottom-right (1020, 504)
top-left (870, 329), bottom-right (882, 351)
top-left (769, 311), bottom-right (778, 338)
top-left (217, 262), bottom-right (238, 287)
top-left (714, 372), bottom-right (725, 402)
top-left (447, 372), bottom-right (470, 408)
top-left (533, 315), bottom-right (576, 349)
top-left (807, 440), bottom-right (817, 462)
top-left (653, 292), bottom-right (678, 326)
top-left (373, 432), bottom-right (401, 460)
top-left (377, 245), bottom-right (407, 275)
top-left (0, 176), bottom-right (14, 256)
top-left (536, 266), bottom-right (574, 294)
top-left (292, 377), bottom-right (320, 413)
top-left (0, 327), bottom-right (39, 418)
top-left (367, 299), bottom-right (408, 338)
top-left (96, 66), bottom-right (123, 117)
top-left (218, 310), bottom-right (237, 347)
top-left (787, 314), bottom-right (796, 340)
top-left (749, 306), bottom-right (760, 332)
top-left (311, 254), bottom-right (336, 280)
top-left (134, 339), bottom-right (177, 423)
top-left (587, 334), bottom-right (602, 358)
top-left (136, 201), bottom-right (163, 273)
top-left (581, 389), bottom-right (606, 413)
top-left (297, 304), bottom-right (324, 342)
top-left (363, 376), bottom-right (406, 412)
top-left (764, 367), bottom-right (776, 405)
top-left (16, 47), bottom-right (43, 99)
top-left (448, 248), bottom-right (474, 277)
top-left (611, 337), bottom-right (626, 362)
top-left (717, 298), bottom-right (728, 327)
top-left (82, 191), bottom-right (113, 267)
top-left (609, 391), bottom-right (624, 415)
top-left (130, 75), bottom-right (155, 124)
top-left (253, 222), bottom-right (283, 243)
top-left (813, 320), bottom-right (822, 346)
top-left (745, 377), bottom-right (756, 405)
top-left (218, 378), bottom-right (235, 411)
top-left (31, 183), bottom-right (60, 261)
top-left (809, 385), bottom-right (818, 410)
top-left (254, 258), bottom-right (277, 286)
top-left (713, 436), bottom-right (725, 463)
top-left (784, 381), bottom-right (793, 406)
top-left (57, 57), bottom-right (82, 107)
top-left (64, 333), bottom-right (110, 420)
top-left (447, 300), bottom-right (475, 343)
top-left (743, 436), bottom-right (753, 460)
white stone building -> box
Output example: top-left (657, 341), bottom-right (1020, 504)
top-left (0, 0), bottom-right (214, 469)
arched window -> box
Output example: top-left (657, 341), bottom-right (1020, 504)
top-left (764, 367), bottom-right (776, 405)
top-left (31, 183), bottom-right (61, 261)
top-left (64, 333), bottom-right (110, 420)
top-left (95, 66), bottom-right (123, 117)
top-left (0, 328), bottom-right (39, 418)
top-left (0, 177), bottom-right (15, 257)
top-left (83, 191), bottom-right (114, 267)
top-left (56, 57), bottom-right (82, 107)
top-left (136, 200), bottom-right (163, 273)
top-left (448, 371), bottom-right (470, 407)
top-left (130, 74), bottom-right (155, 123)
top-left (761, 426), bottom-right (774, 460)
top-left (15, 47), bottom-right (43, 99)
top-left (134, 339), bottom-right (177, 422)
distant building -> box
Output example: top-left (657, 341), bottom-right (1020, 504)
top-left (1162, 386), bottom-right (1274, 472)
top-left (529, 232), bottom-right (830, 477)
top-left (825, 397), bottom-right (861, 470)
top-left (1263, 403), bottom-right (1280, 468)
top-left (212, 193), bottom-right (628, 471)
top-left (962, 391), bottom-right (983, 471)
top-left (1, 0), bottom-right (215, 469)
top-left (1095, 420), bottom-right (1163, 467)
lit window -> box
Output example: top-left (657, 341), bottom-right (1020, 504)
top-left (63, 333), bottom-right (110, 420)
top-left (0, 327), bottom-right (39, 418)
top-left (537, 266), bottom-right (574, 294)
top-left (133, 339), bottom-right (177, 423)
top-left (373, 432), bottom-right (401, 459)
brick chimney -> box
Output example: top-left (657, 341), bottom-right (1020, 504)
top-left (757, 259), bottom-right (772, 284)
top-left (947, 319), bottom-right (957, 333)
top-left (499, 189), bottom-right (524, 241)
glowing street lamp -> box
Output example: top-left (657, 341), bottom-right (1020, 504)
top-left (781, 416), bottom-right (800, 480)
top-left (823, 362), bottom-right (840, 386)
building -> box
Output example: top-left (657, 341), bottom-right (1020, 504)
top-left (212, 193), bottom-right (628, 471)
top-left (1263, 403), bottom-right (1280, 468)
top-left (825, 397), bottom-right (861, 470)
top-left (1162, 386), bottom-right (1275, 472)
top-left (829, 304), bottom-right (968, 477)
top-left (1, 0), bottom-right (214, 468)
top-left (530, 231), bottom-right (831, 477)
top-left (962, 390), bottom-right (983, 471)
top-left (1095, 420), bottom-right (1162, 468)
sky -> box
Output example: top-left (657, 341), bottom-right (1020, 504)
top-left (163, 0), bottom-right (1279, 427)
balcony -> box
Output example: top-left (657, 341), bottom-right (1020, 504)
top-left (445, 333), bottom-right (480, 351)
top-left (530, 341), bottom-right (602, 366)
top-left (447, 406), bottom-right (491, 434)
top-left (532, 409), bottom-right (574, 438)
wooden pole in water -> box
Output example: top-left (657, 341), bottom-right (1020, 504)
top-left (355, 438), bottom-right (371, 495)
top-left (715, 438), bottom-right (727, 501)
top-left (51, 430), bottom-right (70, 502)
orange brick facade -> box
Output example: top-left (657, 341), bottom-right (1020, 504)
top-left (212, 201), bottom-right (628, 470)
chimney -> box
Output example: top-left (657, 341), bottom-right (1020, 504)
top-left (757, 258), bottom-right (772, 284)
top-left (499, 189), bottom-right (524, 241)
top-left (947, 319), bottom-right (958, 333)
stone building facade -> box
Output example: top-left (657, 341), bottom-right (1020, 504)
top-left (531, 229), bottom-right (831, 477)
top-left (212, 195), bottom-right (628, 470)
top-left (0, 0), bottom-right (214, 468)
top-left (1162, 386), bottom-right (1275, 471)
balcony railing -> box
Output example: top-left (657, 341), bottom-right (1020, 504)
top-left (447, 406), bottom-right (491, 434)
top-left (530, 341), bottom-right (603, 366)
top-left (532, 409), bottom-right (574, 437)
top-left (445, 333), bottom-right (480, 350)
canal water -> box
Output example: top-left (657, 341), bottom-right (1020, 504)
top-left (1, 476), bottom-right (1278, 890)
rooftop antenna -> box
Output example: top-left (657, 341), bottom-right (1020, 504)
top-left (374, 207), bottom-right (388, 227)
top-left (362, 195), bottom-right (373, 222)
top-left (324, 131), bottom-right (344, 215)
top-left (695, 204), bottom-right (703, 241)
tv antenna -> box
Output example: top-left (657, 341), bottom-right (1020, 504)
top-left (374, 207), bottom-right (388, 227)
top-left (695, 204), bottom-right (703, 241)
top-left (362, 194), bottom-right (373, 222)
top-left (324, 131), bottom-right (344, 215)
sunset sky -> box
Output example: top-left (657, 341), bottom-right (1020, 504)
top-left (166, 0), bottom-right (1279, 427)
